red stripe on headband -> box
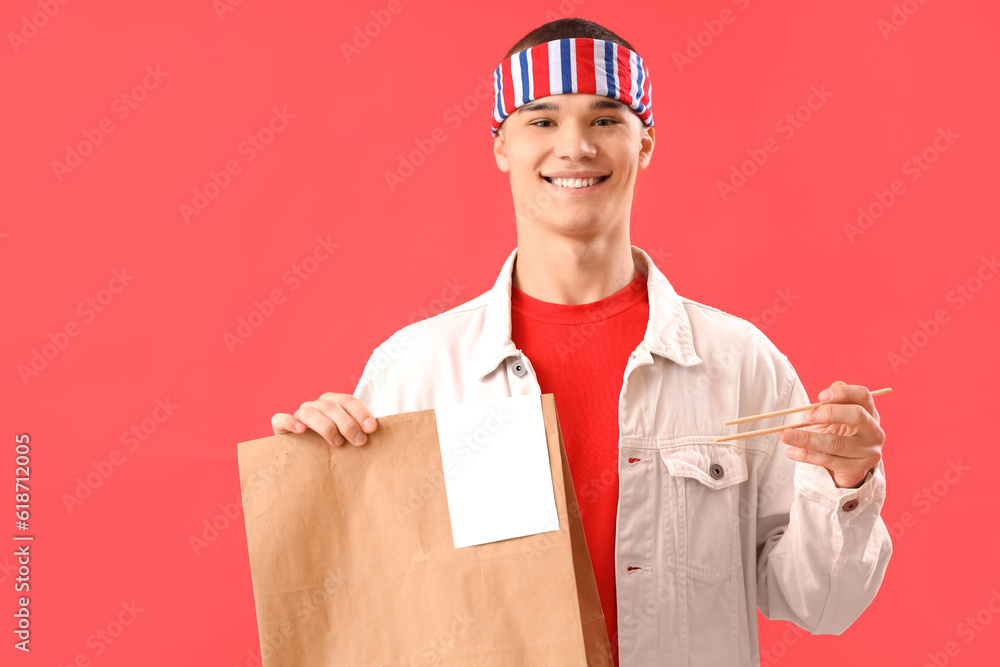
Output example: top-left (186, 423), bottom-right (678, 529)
top-left (501, 60), bottom-right (515, 117)
top-left (615, 45), bottom-right (633, 106)
top-left (574, 38), bottom-right (595, 94)
top-left (531, 43), bottom-right (550, 100)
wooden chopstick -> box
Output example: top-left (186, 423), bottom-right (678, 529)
top-left (725, 387), bottom-right (892, 424)
top-left (715, 422), bottom-right (810, 443)
top-left (714, 387), bottom-right (892, 443)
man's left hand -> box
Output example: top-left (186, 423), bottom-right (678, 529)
top-left (780, 380), bottom-right (885, 489)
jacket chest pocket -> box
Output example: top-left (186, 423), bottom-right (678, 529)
top-left (658, 442), bottom-right (748, 582)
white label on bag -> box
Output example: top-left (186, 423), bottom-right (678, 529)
top-left (434, 395), bottom-right (559, 548)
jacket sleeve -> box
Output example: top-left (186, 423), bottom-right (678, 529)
top-left (754, 358), bottom-right (893, 634)
top-left (351, 325), bottom-right (417, 418)
top-left (352, 345), bottom-right (385, 417)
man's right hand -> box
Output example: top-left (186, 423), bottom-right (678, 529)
top-left (271, 393), bottom-right (378, 447)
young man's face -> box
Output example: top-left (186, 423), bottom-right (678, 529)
top-left (493, 92), bottom-right (654, 235)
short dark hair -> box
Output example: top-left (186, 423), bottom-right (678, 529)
top-left (503, 17), bottom-right (638, 60)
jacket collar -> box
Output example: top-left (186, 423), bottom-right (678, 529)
top-left (473, 245), bottom-right (703, 380)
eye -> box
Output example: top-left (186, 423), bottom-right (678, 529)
top-left (529, 118), bottom-right (619, 128)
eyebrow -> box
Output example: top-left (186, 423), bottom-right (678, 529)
top-left (515, 98), bottom-right (629, 115)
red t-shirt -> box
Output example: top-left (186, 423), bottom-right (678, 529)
top-left (510, 269), bottom-right (649, 666)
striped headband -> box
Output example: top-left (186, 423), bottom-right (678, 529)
top-left (491, 37), bottom-right (653, 136)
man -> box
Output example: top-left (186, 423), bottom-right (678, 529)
top-left (271, 17), bottom-right (891, 666)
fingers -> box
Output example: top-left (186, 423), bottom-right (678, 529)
top-left (803, 402), bottom-right (873, 431)
top-left (819, 380), bottom-right (877, 418)
top-left (293, 394), bottom-right (378, 447)
top-left (273, 393), bottom-right (378, 447)
top-left (338, 395), bottom-right (378, 442)
top-left (294, 402), bottom-right (347, 446)
top-left (782, 403), bottom-right (885, 458)
top-left (782, 427), bottom-right (856, 459)
top-left (782, 432), bottom-right (873, 486)
top-left (786, 381), bottom-right (885, 488)
top-left (271, 412), bottom-right (306, 435)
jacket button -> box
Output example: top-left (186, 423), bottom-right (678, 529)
top-left (710, 463), bottom-right (724, 479)
top-left (511, 356), bottom-right (527, 376)
top-left (842, 499), bottom-right (859, 512)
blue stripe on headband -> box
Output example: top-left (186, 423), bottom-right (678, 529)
top-left (634, 56), bottom-right (645, 113)
top-left (493, 66), bottom-right (505, 120)
top-left (604, 41), bottom-right (616, 99)
top-left (518, 50), bottom-right (531, 105)
top-left (560, 39), bottom-right (572, 95)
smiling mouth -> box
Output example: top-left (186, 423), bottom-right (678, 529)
top-left (542, 175), bottom-right (611, 189)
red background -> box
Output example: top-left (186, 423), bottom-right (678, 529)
top-left (3, 0), bottom-right (999, 665)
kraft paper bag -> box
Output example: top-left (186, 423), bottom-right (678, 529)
top-left (237, 393), bottom-right (612, 666)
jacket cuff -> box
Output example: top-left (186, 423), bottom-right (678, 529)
top-left (793, 457), bottom-right (885, 515)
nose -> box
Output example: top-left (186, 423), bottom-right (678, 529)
top-left (553, 122), bottom-right (598, 161)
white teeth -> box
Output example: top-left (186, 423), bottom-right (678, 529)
top-left (548, 176), bottom-right (604, 188)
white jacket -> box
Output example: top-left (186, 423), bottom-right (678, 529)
top-left (353, 245), bottom-right (892, 666)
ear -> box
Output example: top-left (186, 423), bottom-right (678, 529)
top-left (493, 127), bottom-right (510, 173)
top-left (637, 125), bottom-right (655, 170)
